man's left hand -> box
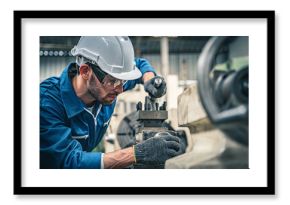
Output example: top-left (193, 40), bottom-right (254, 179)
top-left (144, 76), bottom-right (167, 98)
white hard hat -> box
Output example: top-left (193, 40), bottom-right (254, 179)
top-left (71, 36), bottom-right (142, 80)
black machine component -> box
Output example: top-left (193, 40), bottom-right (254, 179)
top-left (117, 98), bottom-right (169, 148)
top-left (197, 36), bottom-right (249, 145)
top-left (117, 95), bottom-right (187, 169)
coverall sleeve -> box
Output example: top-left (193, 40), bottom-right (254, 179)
top-left (123, 58), bottom-right (157, 91)
top-left (40, 103), bottom-right (102, 169)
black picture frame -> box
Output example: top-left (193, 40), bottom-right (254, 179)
top-left (14, 10), bottom-right (275, 195)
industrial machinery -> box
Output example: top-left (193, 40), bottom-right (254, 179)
top-left (197, 36), bottom-right (248, 145)
top-left (116, 99), bottom-right (187, 168)
top-left (116, 78), bottom-right (187, 168)
top-left (116, 36), bottom-right (248, 169)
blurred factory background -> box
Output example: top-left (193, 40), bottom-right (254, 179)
top-left (40, 36), bottom-right (248, 168)
top-left (40, 36), bottom-right (213, 81)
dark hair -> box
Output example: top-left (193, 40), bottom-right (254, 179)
top-left (68, 63), bottom-right (80, 79)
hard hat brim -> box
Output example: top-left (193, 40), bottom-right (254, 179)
top-left (108, 66), bottom-right (142, 81)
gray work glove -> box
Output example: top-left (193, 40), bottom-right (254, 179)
top-left (143, 130), bottom-right (187, 155)
top-left (144, 76), bottom-right (167, 98)
top-left (134, 132), bottom-right (181, 165)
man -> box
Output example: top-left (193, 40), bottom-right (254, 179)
top-left (40, 36), bottom-right (182, 169)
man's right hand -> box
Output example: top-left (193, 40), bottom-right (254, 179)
top-left (133, 132), bottom-right (181, 165)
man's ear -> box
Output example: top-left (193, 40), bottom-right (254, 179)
top-left (79, 64), bottom-right (91, 80)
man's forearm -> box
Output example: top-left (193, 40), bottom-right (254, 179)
top-left (103, 147), bottom-right (135, 169)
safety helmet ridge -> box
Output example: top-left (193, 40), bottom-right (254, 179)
top-left (71, 36), bottom-right (142, 80)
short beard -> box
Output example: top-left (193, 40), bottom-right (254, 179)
top-left (87, 75), bottom-right (115, 105)
top-left (87, 76), bottom-right (103, 101)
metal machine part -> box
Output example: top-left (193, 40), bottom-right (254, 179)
top-left (197, 36), bottom-right (248, 145)
top-left (117, 99), bottom-right (169, 148)
top-left (116, 96), bottom-right (187, 169)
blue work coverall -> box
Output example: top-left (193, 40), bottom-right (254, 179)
top-left (40, 58), bottom-right (156, 169)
